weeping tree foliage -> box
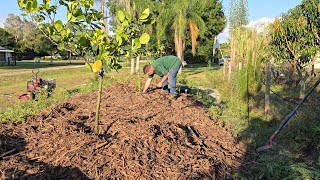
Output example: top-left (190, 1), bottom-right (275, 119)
top-left (194, 0), bottom-right (226, 63)
top-left (18, 0), bottom-right (151, 134)
top-left (269, 0), bottom-right (320, 97)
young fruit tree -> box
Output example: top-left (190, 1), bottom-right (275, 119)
top-left (269, 0), bottom-right (320, 97)
top-left (18, 0), bottom-right (152, 134)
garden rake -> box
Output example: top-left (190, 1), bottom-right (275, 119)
top-left (256, 78), bottom-right (320, 155)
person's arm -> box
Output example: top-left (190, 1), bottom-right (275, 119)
top-left (157, 72), bottom-right (170, 88)
top-left (142, 78), bottom-right (152, 93)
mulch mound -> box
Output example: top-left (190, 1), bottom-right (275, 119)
top-left (0, 84), bottom-right (247, 179)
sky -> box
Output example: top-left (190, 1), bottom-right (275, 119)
top-left (218, 0), bottom-right (302, 43)
top-left (0, 0), bottom-right (302, 42)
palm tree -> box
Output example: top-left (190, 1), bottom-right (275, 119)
top-left (156, 0), bottom-right (206, 62)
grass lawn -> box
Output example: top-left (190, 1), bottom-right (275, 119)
top-left (0, 60), bottom-right (91, 111)
top-left (0, 60), bottom-right (85, 72)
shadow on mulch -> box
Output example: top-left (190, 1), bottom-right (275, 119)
top-left (0, 135), bottom-right (90, 180)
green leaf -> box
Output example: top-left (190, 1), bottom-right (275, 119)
top-left (51, 35), bottom-right (60, 42)
top-left (122, 20), bottom-right (129, 27)
top-left (18, 0), bottom-right (26, 8)
top-left (79, 37), bottom-right (89, 46)
top-left (121, 34), bottom-right (128, 40)
top-left (76, 15), bottom-right (85, 21)
top-left (139, 33), bottom-right (150, 44)
top-left (26, 1), bottom-right (32, 11)
top-left (113, 63), bottom-right (122, 70)
top-left (116, 35), bottom-right (122, 46)
top-left (117, 10), bottom-right (125, 22)
top-left (67, 12), bottom-right (72, 21)
top-left (54, 20), bottom-right (63, 32)
top-left (32, 0), bottom-right (38, 9)
top-left (139, 8), bottom-right (150, 21)
top-left (60, 29), bottom-right (67, 37)
top-left (142, 8), bottom-right (150, 16)
top-left (57, 43), bottom-right (64, 51)
top-left (133, 38), bottom-right (141, 49)
top-left (139, 14), bottom-right (149, 21)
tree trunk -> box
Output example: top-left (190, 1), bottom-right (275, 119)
top-left (125, 0), bottom-right (131, 14)
top-left (100, 0), bottom-right (109, 40)
top-left (229, 37), bottom-right (236, 82)
top-left (174, 30), bottom-right (184, 74)
top-left (135, 55), bottom-right (140, 73)
top-left (130, 58), bottom-right (135, 75)
top-left (95, 73), bottom-right (103, 135)
top-left (228, 60), bottom-right (232, 81)
top-left (294, 64), bottom-right (304, 98)
top-left (130, 39), bottom-right (135, 75)
top-left (265, 60), bottom-right (271, 114)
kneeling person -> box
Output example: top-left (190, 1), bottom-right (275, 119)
top-left (143, 55), bottom-right (182, 96)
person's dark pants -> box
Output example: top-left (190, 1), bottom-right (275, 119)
top-left (161, 65), bottom-right (181, 96)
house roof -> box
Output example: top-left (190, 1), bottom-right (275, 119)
top-left (0, 46), bottom-right (14, 52)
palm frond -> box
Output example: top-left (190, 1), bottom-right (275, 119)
top-left (189, 20), bottom-right (199, 56)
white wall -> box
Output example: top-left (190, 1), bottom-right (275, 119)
top-left (5, 52), bottom-right (13, 62)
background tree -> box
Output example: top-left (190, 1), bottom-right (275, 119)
top-left (228, 0), bottom-right (248, 80)
top-left (3, 14), bottom-right (23, 44)
top-left (3, 14), bottom-right (55, 57)
top-left (156, 0), bottom-right (206, 62)
top-left (269, 1), bottom-right (319, 97)
top-left (188, 0), bottom-right (226, 64)
top-left (0, 28), bottom-right (16, 49)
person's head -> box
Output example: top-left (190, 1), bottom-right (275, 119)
top-left (143, 64), bottom-right (154, 75)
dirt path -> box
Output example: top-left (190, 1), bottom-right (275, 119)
top-left (0, 84), bottom-right (247, 179)
top-left (0, 65), bottom-right (84, 76)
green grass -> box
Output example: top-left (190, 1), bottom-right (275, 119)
top-left (0, 60), bottom-right (85, 71)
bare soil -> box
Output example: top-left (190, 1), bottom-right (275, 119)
top-left (0, 84), bottom-right (247, 179)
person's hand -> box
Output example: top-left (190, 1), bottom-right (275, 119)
top-left (157, 82), bottom-right (163, 88)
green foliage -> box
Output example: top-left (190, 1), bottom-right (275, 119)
top-left (3, 14), bottom-right (54, 54)
top-left (269, 0), bottom-right (320, 70)
top-left (250, 155), bottom-right (320, 180)
top-left (229, 0), bottom-right (248, 30)
top-left (107, 0), bottom-right (226, 61)
top-left (188, 0), bottom-right (226, 63)
top-left (0, 28), bottom-right (15, 49)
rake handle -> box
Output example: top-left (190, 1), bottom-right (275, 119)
top-left (258, 78), bottom-right (320, 152)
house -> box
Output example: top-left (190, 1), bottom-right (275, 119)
top-left (0, 46), bottom-right (15, 66)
